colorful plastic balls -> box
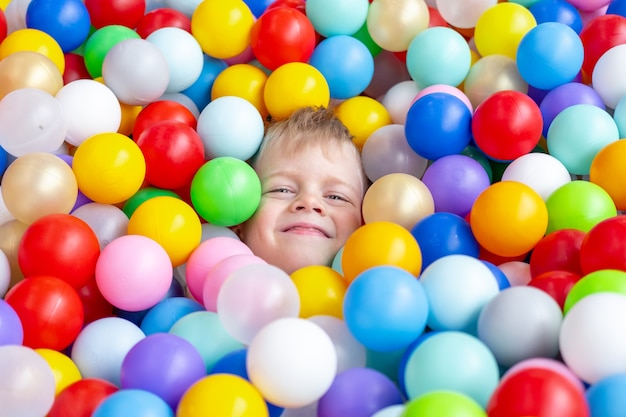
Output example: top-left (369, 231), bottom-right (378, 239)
top-left (191, 0), bottom-right (255, 59)
top-left (0, 299), bottom-right (23, 346)
top-left (590, 139), bottom-right (626, 211)
top-left (0, 87), bottom-right (66, 156)
top-left (341, 221), bottom-right (423, 283)
top-left (343, 265), bottom-right (429, 352)
top-left (594, 44), bottom-right (626, 109)
top-left (264, 62), bottom-right (330, 120)
top-left (529, 0), bottom-right (582, 33)
top-left (177, 374), bottom-right (269, 417)
top-left (586, 373), bottom-right (626, 417)
top-left (0, 345), bottom-right (56, 417)
top-left (406, 26), bottom-right (471, 89)
top-left (545, 180), bottom-right (617, 234)
top-left (72, 132), bottom-right (146, 205)
top-left (217, 263), bottom-right (300, 344)
top-left (579, 215), bottom-right (626, 275)
top-left (25, 0), bottom-right (90, 52)
top-left (563, 269), bottom-right (626, 315)
top-left (334, 96), bottom-right (392, 150)
top-left (48, 378), bottom-right (119, 417)
top-left (92, 389), bottom-right (174, 417)
top-left (309, 35), bottom-right (374, 100)
top-left (84, 0), bottom-right (145, 29)
top-left (541, 82), bottom-right (605, 135)
top-left (404, 92), bottom-right (473, 160)
top-left (5, 275), bottom-right (84, 350)
top-left (470, 181), bottom-right (548, 258)
top-left (308, 315), bottom-right (367, 373)
top-left (317, 367), bottom-right (403, 417)
top-left (435, 0), bottom-right (496, 29)
top-left (560, 292), bottom-right (626, 384)
top-left (568, 0), bottom-right (611, 12)
top-left (83, 25), bottom-right (140, 79)
top-left (362, 173), bottom-right (434, 231)
top-left (529, 229), bottom-right (585, 278)
top-left (247, 317), bottom-right (337, 408)
top-left (366, 0), bottom-right (430, 52)
top-left (528, 270), bottom-right (581, 310)
top-left (211, 63), bottom-right (269, 118)
top-left (190, 157), bottom-right (262, 227)
top-left (402, 391), bottom-right (486, 417)
top-left (0, 28), bottom-right (65, 74)
top-left (136, 7), bottom-right (191, 39)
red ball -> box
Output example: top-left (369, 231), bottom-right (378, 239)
top-left (471, 90), bottom-right (543, 161)
top-left (529, 229), bottom-right (586, 278)
top-left (580, 14), bottom-right (626, 80)
top-left (528, 270), bottom-right (581, 310)
top-left (49, 378), bottom-right (119, 417)
top-left (265, 0), bottom-right (306, 14)
top-left (84, 0), bottom-right (146, 29)
top-left (18, 214), bottom-right (101, 289)
top-left (579, 215), bottom-right (626, 275)
top-left (250, 7), bottom-right (317, 71)
top-left (0, 7), bottom-right (7, 44)
top-left (63, 53), bottom-right (91, 85)
top-left (136, 7), bottom-right (192, 39)
top-left (428, 6), bottom-right (449, 28)
top-left (5, 275), bottom-right (84, 350)
top-left (77, 277), bottom-right (114, 325)
top-left (132, 100), bottom-right (197, 140)
top-left (487, 367), bottom-right (589, 417)
top-left (135, 121), bottom-right (206, 190)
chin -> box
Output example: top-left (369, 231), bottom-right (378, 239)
top-left (275, 254), bottom-right (333, 275)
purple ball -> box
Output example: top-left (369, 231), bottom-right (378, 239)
top-left (0, 300), bottom-right (23, 346)
top-left (421, 154), bottom-right (491, 218)
top-left (539, 82), bottom-right (605, 137)
top-left (57, 154), bottom-right (93, 211)
top-left (120, 333), bottom-right (206, 410)
top-left (317, 367), bottom-right (403, 417)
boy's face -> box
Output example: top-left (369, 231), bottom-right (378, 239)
top-left (238, 143), bottom-right (365, 274)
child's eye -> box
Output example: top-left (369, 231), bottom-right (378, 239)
top-left (327, 194), bottom-right (348, 202)
top-left (268, 188), bottom-right (292, 194)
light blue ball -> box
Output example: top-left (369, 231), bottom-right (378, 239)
top-left (305, 0), bottom-right (369, 37)
top-left (402, 331), bottom-right (500, 408)
top-left (92, 389), bottom-right (174, 417)
top-left (517, 22), bottom-right (584, 90)
top-left (406, 26), bottom-right (472, 89)
top-left (586, 373), bottom-right (626, 417)
top-left (612, 94), bottom-right (626, 138)
top-left (309, 35), bottom-right (374, 99)
top-left (547, 104), bottom-right (619, 175)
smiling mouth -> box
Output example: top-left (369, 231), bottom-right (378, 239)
top-left (282, 224), bottom-right (330, 238)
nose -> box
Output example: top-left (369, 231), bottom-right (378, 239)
top-left (291, 192), bottom-right (325, 214)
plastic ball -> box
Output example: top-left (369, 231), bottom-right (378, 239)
top-left (140, 297), bottom-right (203, 335)
top-left (529, 0), bottom-right (582, 33)
top-left (190, 157), bottom-right (262, 227)
top-left (590, 139), bottom-right (626, 211)
top-left (132, 99), bottom-right (197, 139)
top-left (435, 0), bottom-right (496, 29)
top-left (217, 263), bottom-right (300, 344)
top-left (341, 221), bottom-right (423, 283)
top-left (76, 276), bottom-right (115, 325)
top-left (0, 87), bottom-right (66, 156)
top-left (413, 83), bottom-right (473, 113)
top-left (18, 213), bottom-right (100, 289)
top-left (580, 14), bottom-right (626, 80)
top-left (405, 26), bottom-right (471, 89)
top-left (545, 180), bottom-right (617, 234)
top-left (35, 348), bottom-right (81, 395)
top-left (366, 0), bottom-right (430, 52)
top-left (528, 270), bottom-right (581, 310)
top-left (594, 43), bottom-right (626, 109)
top-left (177, 374), bottom-right (269, 417)
top-left (211, 63), bottom-right (269, 118)
top-left (0, 27), bottom-right (65, 74)
top-left (263, 62), bottom-right (330, 120)
top-left (501, 356), bottom-right (585, 393)
top-left (136, 7), bottom-right (191, 38)
top-left (371, 405), bottom-right (405, 417)
top-left (579, 215), bottom-right (626, 274)
top-left (334, 95), bottom-right (392, 150)
top-left (48, 378), bottom-right (119, 417)
top-left (307, 315), bottom-right (367, 373)
top-left (305, 0), bottom-right (368, 37)
top-left (421, 154), bottom-right (491, 218)
top-left (402, 391), bottom-right (486, 417)
top-left (83, 25), bottom-right (141, 79)
top-left (190, 0), bottom-right (255, 59)
top-left (5, 275), bottom-right (84, 350)
top-left (470, 181), bottom-right (548, 258)
top-left (361, 124), bottom-right (429, 183)
top-left (83, 0), bottom-right (144, 28)
top-left (474, 2), bottom-right (537, 59)
top-left (501, 153), bottom-right (572, 201)
top-left (0, 50), bottom-right (63, 100)
top-left (0, 298), bottom-right (23, 346)
top-left (91, 389), bottom-right (174, 417)
top-left (498, 260), bottom-right (532, 286)
top-left (317, 367), bottom-right (403, 417)
top-left (380, 80), bottom-right (420, 124)
top-left (586, 373), bottom-right (626, 417)
top-left (290, 265), bottom-right (347, 319)
top-left (564, 269), bottom-right (626, 315)
top-left (0, 220), bottom-right (28, 286)
top-left (362, 173), bottom-right (434, 231)
top-left (95, 234), bottom-right (173, 312)
top-left (122, 187), bottom-right (181, 218)
top-left (181, 56), bottom-right (228, 113)
top-left (0, 345), bottom-right (56, 417)
top-left (529, 229), bottom-right (585, 278)
top-left (247, 317), bottom-right (337, 408)
top-left (25, 0), bottom-right (90, 52)
top-left (363, 49), bottom-right (413, 98)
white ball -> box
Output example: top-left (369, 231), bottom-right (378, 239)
top-left (592, 44), bottom-right (626, 109)
top-left (147, 27), bottom-right (204, 93)
top-left (436, 0), bottom-right (498, 29)
top-left (308, 315), bottom-right (367, 374)
top-left (247, 317), bottom-right (337, 408)
top-left (560, 292), bottom-right (626, 384)
top-left (196, 96), bottom-right (265, 160)
top-left (55, 79), bottom-right (122, 147)
top-left (71, 202), bottom-right (129, 250)
top-left (381, 80), bottom-right (420, 125)
top-left (102, 38), bottom-right (170, 106)
top-left (501, 153), bottom-right (572, 201)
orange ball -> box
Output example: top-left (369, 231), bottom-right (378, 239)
top-left (470, 180), bottom-right (548, 258)
top-left (590, 140), bottom-right (626, 211)
top-left (341, 221), bottom-right (422, 283)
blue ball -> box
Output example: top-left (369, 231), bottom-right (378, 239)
top-left (405, 92), bottom-right (473, 161)
top-left (181, 54), bottom-right (228, 112)
top-left (516, 22), bottom-right (584, 90)
top-left (343, 266), bottom-right (429, 352)
top-left (140, 297), bottom-right (204, 335)
top-left (586, 373), bottom-right (626, 417)
top-left (0, 146), bottom-right (8, 176)
top-left (92, 389), bottom-right (174, 417)
top-left (243, 0), bottom-right (276, 18)
top-left (309, 35), bottom-right (374, 100)
top-left (529, 0), bottom-right (583, 33)
top-left (25, 0), bottom-right (91, 53)
top-left (411, 212), bottom-right (479, 272)
top-left (608, 0), bottom-right (626, 17)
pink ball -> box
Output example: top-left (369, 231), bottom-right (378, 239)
top-left (202, 253), bottom-right (266, 312)
top-left (95, 235), bottom-right (173, 311)
top-left (184, 237), bottom-right (253, 301)
top-left (412, 84), bottom-right (473, 113)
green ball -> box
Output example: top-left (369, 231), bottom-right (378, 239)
top-left (545, 180), bottom-right (617, 234)
top-left (83, 25), bottom-right (140, 78)
top-left (122, 187), bottom-right (181, 218)
top-left (401, 391), bottom-right (487, 417)
top-left (563, 269), bottom-right (626, 315)
top-left (190, 157), bottom-right (261, 227)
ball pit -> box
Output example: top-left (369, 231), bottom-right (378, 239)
top-left (5, 0), bottom-right (626, 416)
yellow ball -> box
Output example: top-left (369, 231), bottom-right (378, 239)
top-left (264, 62), bottom-right (330, 120)
top-left (72, 132), bottom-right (146, 205)
top-left (334, 96), bottom-right (392, 150)
top-left (35, 348), bottom-right (82, 395)
top-left (0, 28), bottom-right (65, 74)
top-left (212, 63), bottom-right (269, 119)
top-left (177, 374), bottom-right (269, 417)
top-left (127, 196), bottom-right (202, 267)
top-left (474, 2), bottom-right (537, 59)
top-left (290, 265), bottom-right (347, 319)
top-left (191, 0), bottom-right (255, 59)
